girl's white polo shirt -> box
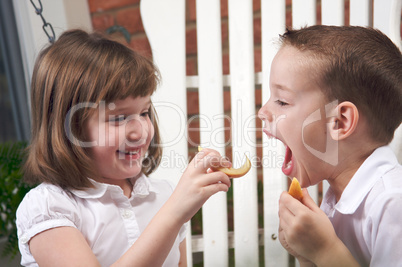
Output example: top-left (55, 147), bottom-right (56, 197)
top-left (16, 174), bottom-right (187, 267)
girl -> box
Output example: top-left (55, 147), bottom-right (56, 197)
top-left (16, 29), bottom-right (231, 266)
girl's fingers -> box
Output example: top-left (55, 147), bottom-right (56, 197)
top-left (193, 150), bottom-right (232, 172)
top-left (202, 181), bottom-right (230, 196)
top-left (199, 171), bottom-right (231, 188)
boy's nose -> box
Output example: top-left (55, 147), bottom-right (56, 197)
top-left (258, 102), bottom-right (273, 122)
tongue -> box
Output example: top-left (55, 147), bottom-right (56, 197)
top-left (282, 146), bottom-right (294, 176)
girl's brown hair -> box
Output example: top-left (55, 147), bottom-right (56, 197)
top-left (280, 25), bottom-right (402, 144)
top-left (24, 29), bottom-right (162, 190)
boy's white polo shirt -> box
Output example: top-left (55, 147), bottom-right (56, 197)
top-left (321, 145), bottom-right (402, 266)
top-left (16, 174), bottom-right (187, 267)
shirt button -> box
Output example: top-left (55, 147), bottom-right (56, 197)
top-left (20, 234), bottom-right (29, 244)
top-left (122, 209), bottom-right (133, 219)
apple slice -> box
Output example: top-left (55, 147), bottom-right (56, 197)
top-left (198, 146), bottom-right (251, 178)
top-left (288, 177), bottom-right (303, 201)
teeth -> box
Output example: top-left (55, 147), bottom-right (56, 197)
top-left (284, 159), bottom-right (292, 169)
top-left (120, 148), bottom-right (140, 155)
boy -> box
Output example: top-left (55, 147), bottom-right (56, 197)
top-left (258, 25), bottom-right (402, 266)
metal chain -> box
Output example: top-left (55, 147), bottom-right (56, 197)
top-left (29, 0), bottom-right (56, 43)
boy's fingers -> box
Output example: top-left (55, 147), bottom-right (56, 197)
top-left (279, 192), bottom-right (299, 222)
top-left (280, 190), bottom-right (313, 218)
top-left (300, 188), bottom-right (321, 212)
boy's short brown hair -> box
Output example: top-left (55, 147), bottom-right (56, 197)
top-left (24, 29), bottom-right (162, 189)
top-left (280, 25), bottom-right (402, 144)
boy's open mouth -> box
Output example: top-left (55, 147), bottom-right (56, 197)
top-left (263, 129), bottom-right (294, 176)
top-left (282, 146), bottom-right (294, 176)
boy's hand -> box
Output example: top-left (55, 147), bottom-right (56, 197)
top-left (278, 188), bottom-right (337, 264)
top-left (168, 148), bottom-right (231, 224)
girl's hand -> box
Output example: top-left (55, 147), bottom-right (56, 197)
top-left (169, 148), bottom-right (231, 224)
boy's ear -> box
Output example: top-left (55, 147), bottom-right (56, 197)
top-left (329, 101), bottom-right (359, 140)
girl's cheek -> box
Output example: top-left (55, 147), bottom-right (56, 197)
top-left (105, 125), bottom-right (121, 147)
top-left (146, 122), bottom-right (155, 145)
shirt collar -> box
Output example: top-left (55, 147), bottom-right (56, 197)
top-left (323, 145), bottom-right (398, 215)
top-left (129, 174), bottom-right (159, 198)
top-left (69, 173), bottom-right (159, 199)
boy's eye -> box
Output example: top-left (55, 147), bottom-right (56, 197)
top-left (275, 100), bottom-right (288, 106)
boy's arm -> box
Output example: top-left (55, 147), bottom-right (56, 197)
top-left (278, 189), bottom-right (359, 267)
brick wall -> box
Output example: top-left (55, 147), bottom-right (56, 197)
top-left (88, 0), bottom-right (152, 57)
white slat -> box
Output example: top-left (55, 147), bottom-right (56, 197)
top-left (261, 0), bottom-right (289, 266)
top-left (376, 0), bottom-right (402, 161)
top-left (321, 0), bottom-right (345, 26)
top-left (350, 0), bottom-right (372, 26)
top-left (228, 0), bottom-right (259, 265)
top-left (140, 0), bottom-right (191, 264)
top-left (373, 0), bottom-right (402, 49)
top-left (141, 0), bottom-right (188, 184)
top-left (196, 0), bottom-right (229, 266)
top-left (292, 0), bottom-right (317, 28)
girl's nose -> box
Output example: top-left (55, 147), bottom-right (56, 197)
top-left (126, 115), bottom-right (148, 142)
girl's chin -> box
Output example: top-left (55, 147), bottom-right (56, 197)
top-left (116, 163), bottom-right (143, 178)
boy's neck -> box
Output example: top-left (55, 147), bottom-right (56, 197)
top-left (327, 138), bottom-right (381, 202)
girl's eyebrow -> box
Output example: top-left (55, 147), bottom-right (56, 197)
top-left (107, 99), bottom-right (152, 113)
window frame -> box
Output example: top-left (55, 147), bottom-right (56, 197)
top-left (0, 1), bottom-right (31, 141)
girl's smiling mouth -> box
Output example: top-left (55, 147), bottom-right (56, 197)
top-left (117, 147), bottom-right (142, 160)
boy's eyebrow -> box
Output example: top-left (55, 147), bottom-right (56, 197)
top-left (272, 83), bottom-right (294, 92)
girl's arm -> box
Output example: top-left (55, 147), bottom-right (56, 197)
top-left (29, 226), bottom-right (100, 267)
top-left (30, 149), bottom-right (230, 266)
top-left (179, 239), bottom-right (187, 267)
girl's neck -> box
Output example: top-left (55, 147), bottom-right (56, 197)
top-left (123, 178), bottom-right (134, 198)
top-left (93, 177), bottom-right (134, 198)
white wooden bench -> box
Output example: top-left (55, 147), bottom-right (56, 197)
top-left (140, 0), bottom-right (402, 266)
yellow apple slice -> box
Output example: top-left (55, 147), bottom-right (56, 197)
top-left (288, 177), bottom-right (303, 201)
top-left (198, 146), bottom-right (251, 178)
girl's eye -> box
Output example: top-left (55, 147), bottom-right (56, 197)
top-left (141, 111), bottom-right (150, 118)
top-left (109, 115), bottom-right (127, 123)
top-left (275, 100), bottom-right (288, 106)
